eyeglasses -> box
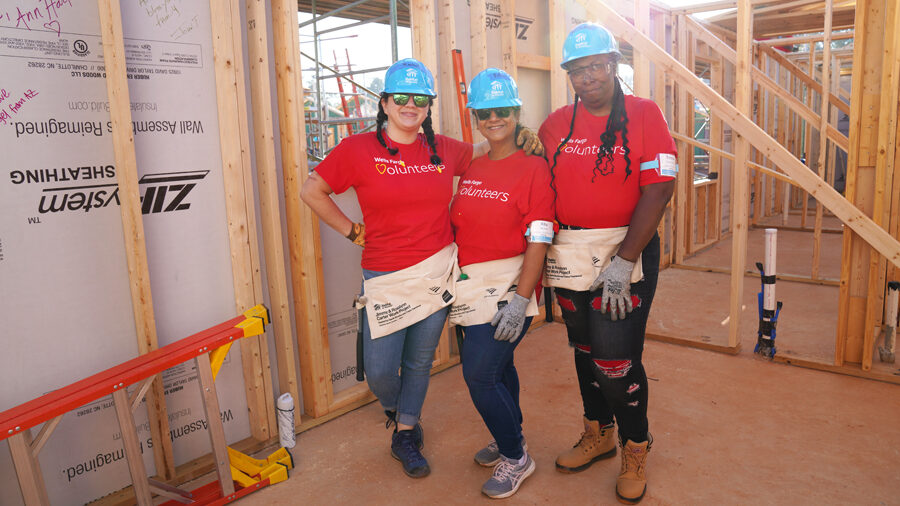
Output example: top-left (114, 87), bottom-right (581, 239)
top-left (474, 107), bottom-right (518, 121)
top-left (391, 94), bottom-right (431, 107)
top-left (566, 61), bottom-right (615, 80)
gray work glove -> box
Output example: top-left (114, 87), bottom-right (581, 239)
top-left (589, 255), bottom-right (636, 321)
top-left (491, 293), bottom-right (531, 342)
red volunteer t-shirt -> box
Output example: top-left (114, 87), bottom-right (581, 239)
top-left (451, 150), bottom-right (555, 267)
top-left (538, 95), bottom-right (677, 228)
top-left (315, 132), bottom-right (472, 271)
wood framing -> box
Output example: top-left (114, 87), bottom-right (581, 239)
top-left (500, 0), bottom-right (517, 80)
top-left (634, 0), bottom-right (652, 97)
top-left (271, 0), bottom-right (332, 418)
top-left (838, 0), bottom-right (887, 366)
top-left (729, 0), bottom-right (752, 349)
top-left (469, 0), bottom-right (488, 76)
top-left (97, 0), bottom-right (174, 480)
top-left (862, 0), bottom-right (900, 369)
top-left (584, 1), bottom-right (900, 267)
top-left (411, 0), bottom-right (440, 131)
top-left (209, 0), bottom-right (276, 441)
top-left (244, 0), bottom-right (302, 420)
top-left (549, 0), bottom-right (567, 110)
top-left (811, 0), bottom-right (833, 280)
top-left (674, 14), bottom-right (689, 264)
top-left (438, 0), bottom-right (460, 139)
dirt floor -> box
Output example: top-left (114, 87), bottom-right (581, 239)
top-left (239, 321), bottom-right (900, 505)
top-left (229, 216), bottom-right (900, 505)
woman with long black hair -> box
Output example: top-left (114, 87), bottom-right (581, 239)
top-left (538, 22), bottom-right (677, 504)
top-left (301, 59), bottom-right (542, 480)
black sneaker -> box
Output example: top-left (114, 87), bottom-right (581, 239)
top-left (391, 429), bottom-right (431, 478)
top-left (385, 410), bottom-right (424, 449)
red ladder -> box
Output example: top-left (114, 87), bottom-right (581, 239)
top-left (1, 305), bottom-right (280, 505)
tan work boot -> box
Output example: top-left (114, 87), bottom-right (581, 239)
top-left (615, 435), bottom-right (652, 504)
top-left (555, 417), bottom-right (616, 473)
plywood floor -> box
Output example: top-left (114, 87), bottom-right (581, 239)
top-left (223, 213), bottom-right (900, 505)
top-left (235, 321), bottom-right (900, 505)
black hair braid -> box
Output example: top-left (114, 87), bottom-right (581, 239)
top-left (375, 93), bottom-right (398, 155)
top-left (548, 94), bottom-right (581, 203)
top-left (421, 106), bottom-right (442, 165)
top-left (593, 79), bottom-right (631, 183)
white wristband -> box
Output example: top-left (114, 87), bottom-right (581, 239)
top-left (525, 220), bottom-right (554, 244)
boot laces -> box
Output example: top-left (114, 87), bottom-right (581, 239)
top-left (574, 429), bottom-right (596, 452)
top-left (622, 446), bottom-right (646, 477)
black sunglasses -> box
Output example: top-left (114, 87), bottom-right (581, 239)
top-left (391, 94), bottom-right (431, 107)
top-left (474, 107), bottom-right (518, 121)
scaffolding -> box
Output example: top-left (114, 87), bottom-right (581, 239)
top-left (299, 0), bottom-right (409, 160)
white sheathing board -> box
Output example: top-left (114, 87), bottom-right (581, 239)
top-left (0, 1), bottom-right (250, 504)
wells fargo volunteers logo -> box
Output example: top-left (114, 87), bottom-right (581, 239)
top-left (373, 157), bottom-right (444, 175)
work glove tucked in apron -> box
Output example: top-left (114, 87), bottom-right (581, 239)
top-left (543, 227), bottom-right (643, 292)
top-left (450, 255), bottom-right (539, 327)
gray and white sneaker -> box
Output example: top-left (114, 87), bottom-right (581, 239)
top-left (474, 438), bottom-right (528, 467)
top-left (482, 452), bottom-right (536, 499)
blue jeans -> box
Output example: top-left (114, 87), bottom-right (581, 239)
top-left (362, 269), bottom-right (448, 428)
top-left (460, 317), bottom-right (533, 460)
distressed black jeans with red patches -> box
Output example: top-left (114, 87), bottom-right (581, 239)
top-left (555, 234), bottom-right (660, 444)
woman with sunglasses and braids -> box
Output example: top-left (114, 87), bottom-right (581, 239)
top-left (537, 23), bottom-right (677, 504)
top-left (448, 68), bottom-right (554, 499)
top-left (301, 59), bottom-right (542, 480)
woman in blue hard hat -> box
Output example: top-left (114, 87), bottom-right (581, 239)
top-left (301, 58), bottom-right (542, 479)
top-left (449, 68), bottom-right (554, 498)
top-left (537, 22), bottom-right (677, 504)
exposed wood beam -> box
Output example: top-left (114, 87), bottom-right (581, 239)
top-left (673, 0), bottom-right (771, 15)
top-left (549, 0), bottom-right (567, 110)
top-left (98, 0), bottom-right (174, 479)
top-left (245, 0), bottom-right (302, 421)
top-left (686, 17), bottom-right (850, 150)
top-left (812, 0), bottom-right (833, 280)
top-left (411, 0), bottom-right (439, 130)
top-left (500, 0), bottom-right (517, 80)
top-left (437, 0), bottom-right (459, 138)
top-left (729, 0), bottom-right (753, 349)
top-left (670, 131), bottom-right (797, 185)
top-left (210, 0), bottom-right (277, 440)
top-left (634, 0), bottom-right (651, 97)
top-left (758, 44), bottom-right (850, 116)
top-left (579, 0), bottom-right (900, 266)
top-left (518, 52), bottom-right (551, 71)
top-left (757, 29), bottom-right (855, 46)
top-left (272, 0), bottom-right (332, 417)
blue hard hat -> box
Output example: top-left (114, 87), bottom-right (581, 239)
top-left (383, 58), bottom-right (436, 97)
top-left (466, 68), bottom-right (522, 109)
top-left (561, 22), bottom-right (622, 69)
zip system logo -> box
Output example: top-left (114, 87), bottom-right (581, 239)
top-left (482, 3), bottom-right (533, 40)
top-left (21, 169), bottom-right (209, 215)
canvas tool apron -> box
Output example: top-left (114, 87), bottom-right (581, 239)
top-left (544, 227), bottom-right (644, 291)
top-left (356, 243), bottom-right (459, 339)
top-left (449, 255), bottom-right (539, 326)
